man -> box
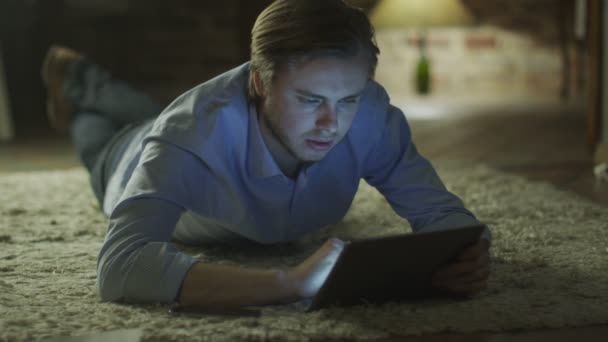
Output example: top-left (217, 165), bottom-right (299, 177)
top-left (42, 0), bottom-right (490, 310)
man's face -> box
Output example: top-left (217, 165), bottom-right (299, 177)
top-left (257, 54), bottom-right (370, 171)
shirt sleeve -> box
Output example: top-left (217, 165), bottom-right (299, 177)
top-left (363, 105), bottom-right (490, 239)
top-left (96, 139), bottom-right (203, 304)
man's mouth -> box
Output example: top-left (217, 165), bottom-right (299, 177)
top-left (306, 139), bottom-right (334, 151)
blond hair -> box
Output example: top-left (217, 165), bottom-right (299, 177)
top-left (248, 0), bottom-right (380, 102)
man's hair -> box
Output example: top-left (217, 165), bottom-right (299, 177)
top-left (248, 0), bottom-right (380, 102)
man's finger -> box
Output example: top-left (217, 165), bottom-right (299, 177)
top-left (432, 264), bottom-right (490, 287)
top-left (438, 265), bottom-right (490, 285)
top-left (434, 278), bottom-right (488, 296)
top-left (433, 260), bottom-right (479, 279)
top-left (474, 250), bottom-right (490, 268)
top-left (433, 240), bottom-right (491, 281)
top-left (458, 239), bottom-right (490, 261)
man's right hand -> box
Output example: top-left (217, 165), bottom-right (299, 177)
top-left (176, 238), bottom-right (345, 310)
top-left (287, 238), bottom-right (345, 299)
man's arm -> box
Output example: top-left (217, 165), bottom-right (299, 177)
top-left (97, 197), bottom-right (195, 303)
top-left (177, 263), bottom-right (297, 310)
top-left (98, 196), bottom-right (294, 306)
top-left (177, 238), bottom-right (345, 309)
top-left (363, 104), bottom-right (482, 232)
top-left (98, 196), bottom-right (345, 307)
top-left (361, 104), bottom-right (491, 295)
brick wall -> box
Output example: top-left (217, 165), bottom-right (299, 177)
top-left (374, 25), bottom-right (580, 103)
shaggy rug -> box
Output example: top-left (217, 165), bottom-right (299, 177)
top-left (1, 163), bottom-right (607, 342)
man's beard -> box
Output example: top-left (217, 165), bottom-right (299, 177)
top-left (260, 110), bottom-right (307, 163)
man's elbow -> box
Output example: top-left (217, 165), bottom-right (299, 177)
top-left (96, 260), bottom-right (126, 303)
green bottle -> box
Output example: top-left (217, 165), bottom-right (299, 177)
top-left (415, 33), bottom-right (431, 95)
top-left (416, 54), bottom-right (431, 95)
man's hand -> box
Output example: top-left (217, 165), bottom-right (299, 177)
top-left (287, 238), bottom-right (345, 299)
top-left (431, 238), bottom-right (491, 297)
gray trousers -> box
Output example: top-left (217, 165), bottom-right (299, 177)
top-left (65, 60), bottom-right (163, 206)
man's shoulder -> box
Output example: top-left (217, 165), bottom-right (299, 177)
top-left (363, 79), bottom-right (390, 103)
top-left (192, 62), bottom-right (251, 99)
top-left (144, 63), bottom-right (252, 156)
top-left (170, 62), bottom-right (250, 118)
top-left (347, 79), bottom-right (391, 139)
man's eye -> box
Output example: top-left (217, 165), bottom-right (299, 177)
top-left (298, 96), bottom-right (321, 104)
top-left (341, 98), bottom-right (359, 104)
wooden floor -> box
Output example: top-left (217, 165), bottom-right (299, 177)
top-left (1, 100), bottom-right (607, 341)
top-left (408, 100), bottom-right (608, 206)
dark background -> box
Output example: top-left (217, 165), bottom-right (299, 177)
top-left (0, 0), bottom-right (272, 138)
top-left (0, 0), bottom-right (584, 139)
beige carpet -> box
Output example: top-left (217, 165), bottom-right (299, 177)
top-left (1, 163), bottom-right (608, 342)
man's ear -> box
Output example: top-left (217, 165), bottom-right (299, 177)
top-left (253, 71), bottom-right (265, 97)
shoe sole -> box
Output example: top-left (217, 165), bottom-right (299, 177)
top-left (41, 46), bottom-right (76, 133)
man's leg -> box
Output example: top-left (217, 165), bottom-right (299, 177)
top-left (63, 58), bottom-right (163, 128)
top-left (69, 112), bottom-right (118, 172)
top-left (42, 46), bottom-right (163, 172)
top-left (42, 46), bottom-right (163, 205)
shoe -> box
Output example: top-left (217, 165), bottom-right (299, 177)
top-left (41, 45), bottom-right (84, 133)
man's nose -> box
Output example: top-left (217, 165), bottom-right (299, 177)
top-left (316, 103), bottom-right (338, 133)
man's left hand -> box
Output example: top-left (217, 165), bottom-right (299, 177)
top-left (431, 238), bottom-right (491, 297)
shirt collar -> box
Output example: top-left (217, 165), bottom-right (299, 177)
top-left (247, 102), bottom-right (284, 179)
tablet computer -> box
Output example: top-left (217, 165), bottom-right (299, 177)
top-left (306, 224), bottom-right (486, 311)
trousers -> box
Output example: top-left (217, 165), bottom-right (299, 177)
top-left (65, 60), bottom-right (163, 206)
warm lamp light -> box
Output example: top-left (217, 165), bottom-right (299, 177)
top-left (370, 0), bottom-right (473, 28)
top-left (370, 0), bottom-right (474, 95)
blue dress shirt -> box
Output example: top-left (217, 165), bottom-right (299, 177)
top-left (96, 63), bottom-right (482, 304)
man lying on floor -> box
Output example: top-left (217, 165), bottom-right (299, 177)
top-left (41, 0), bottom-right (491, 310)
